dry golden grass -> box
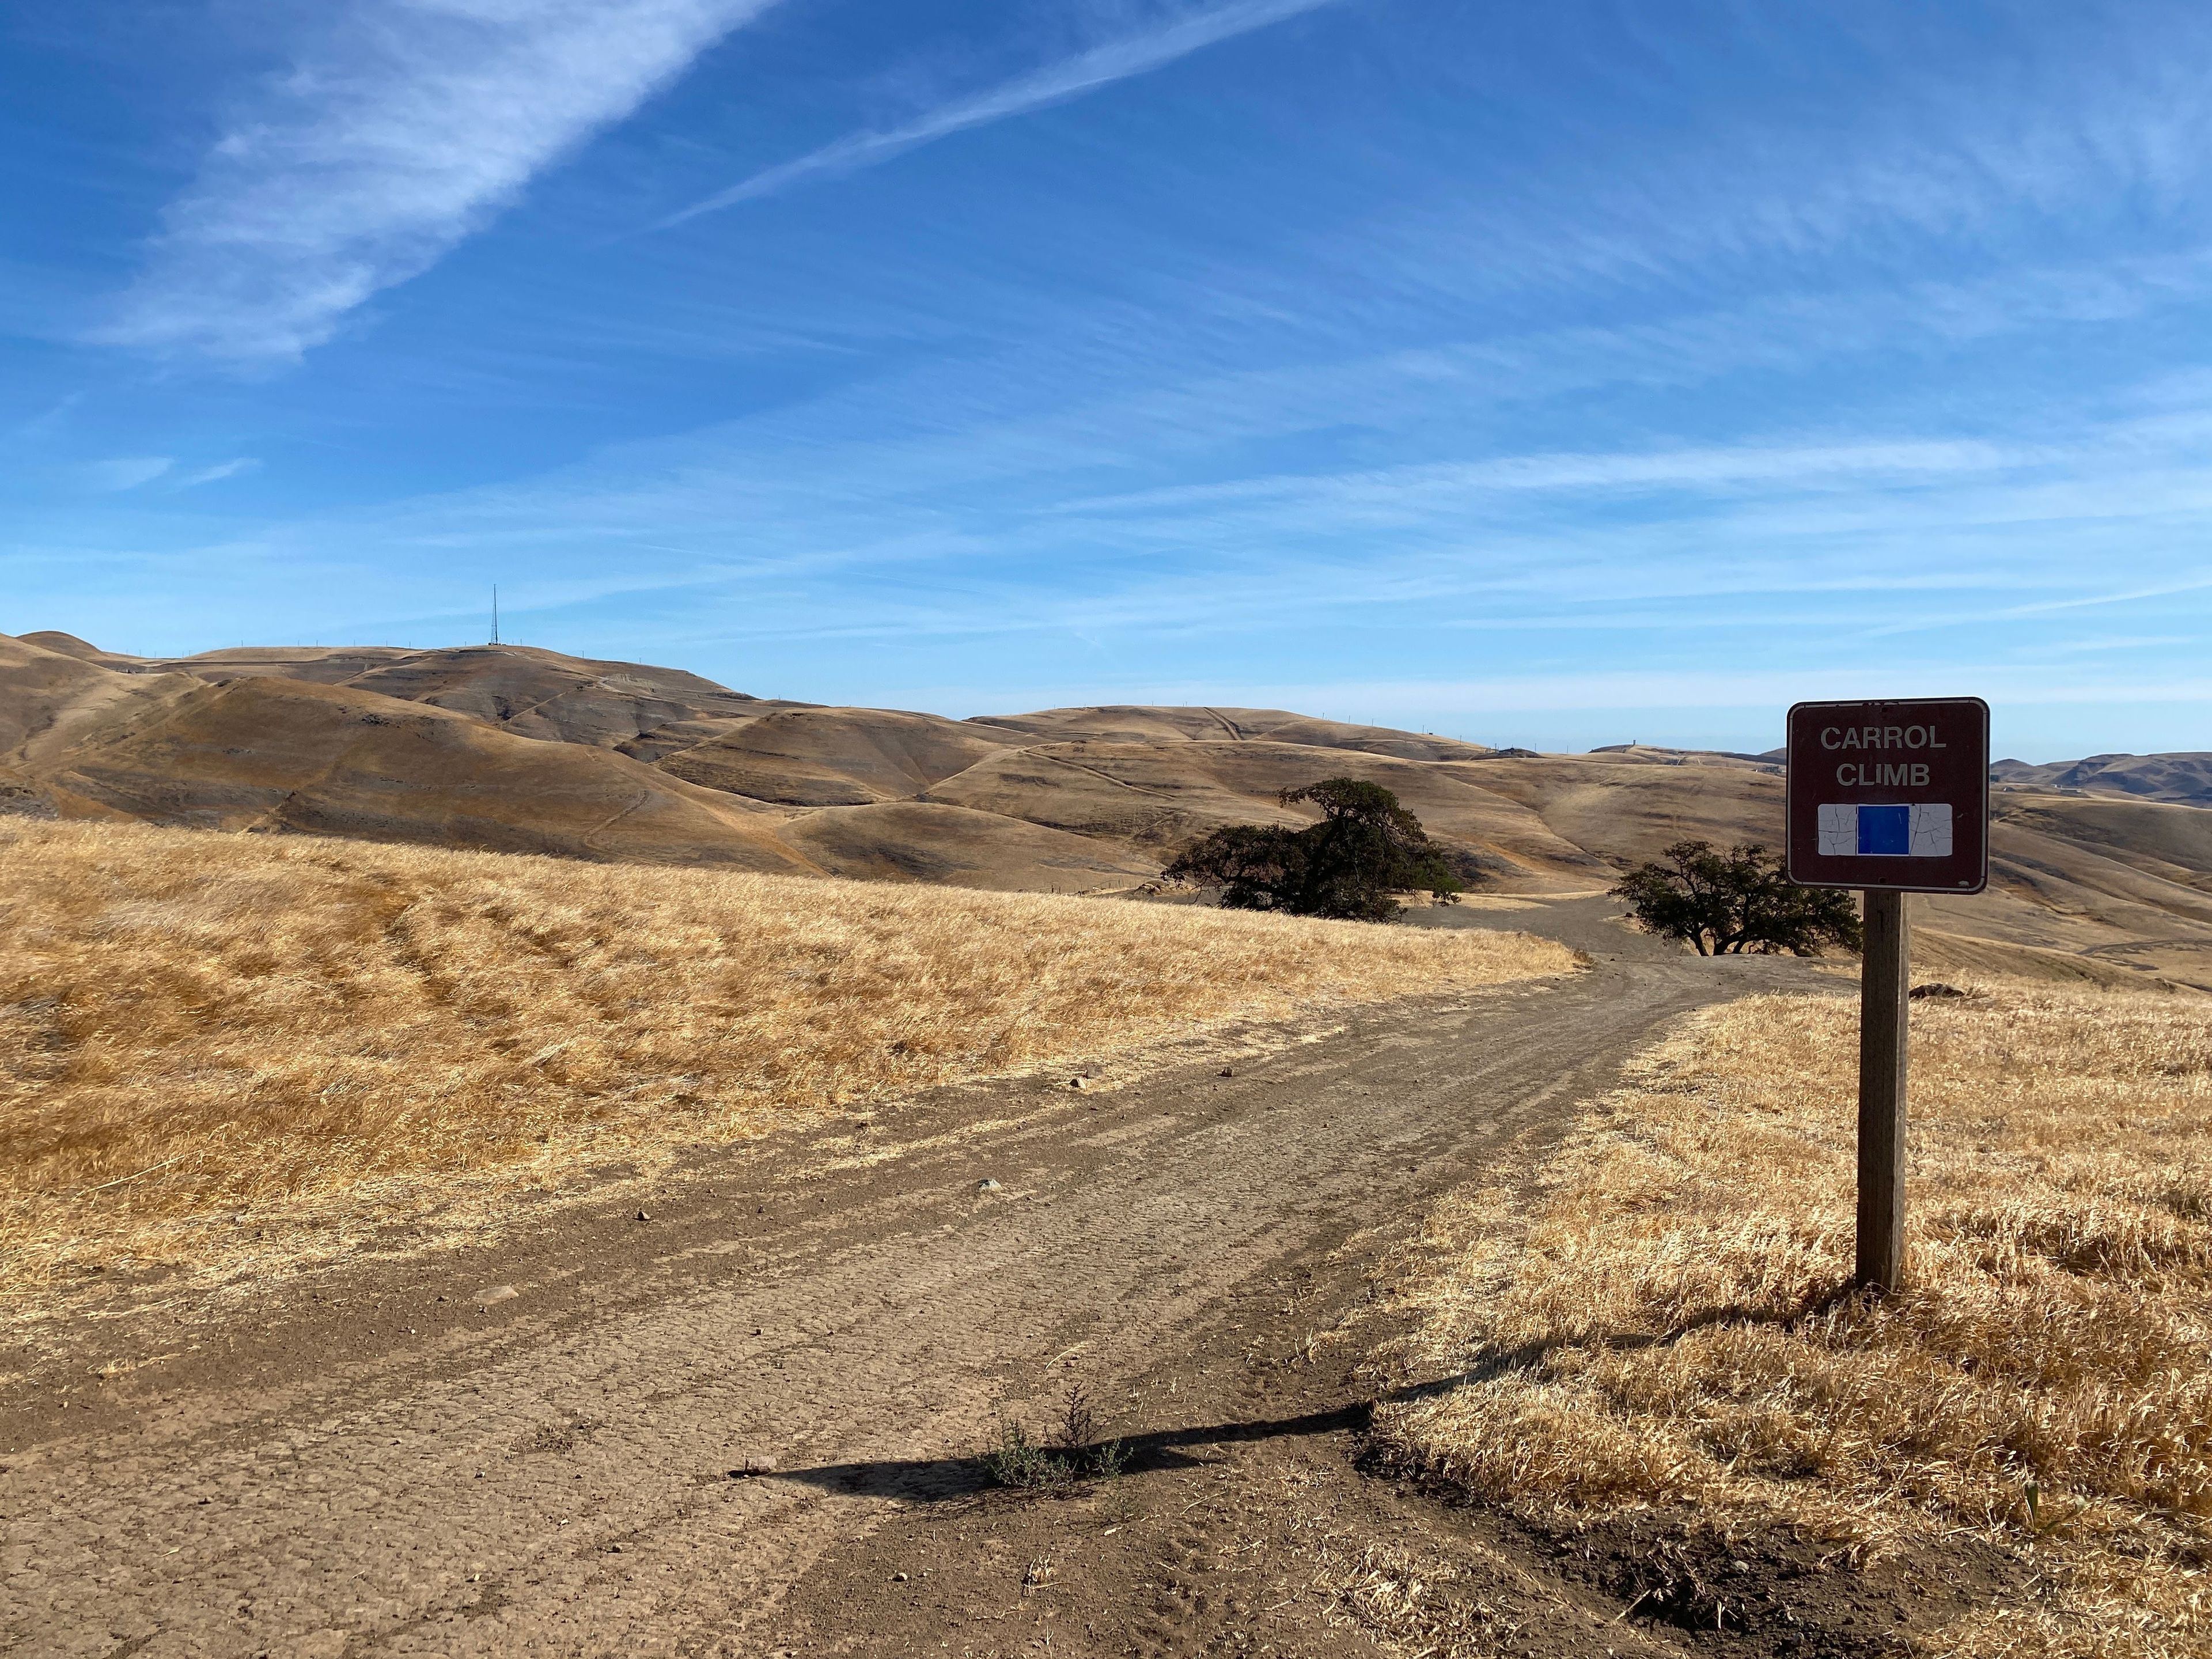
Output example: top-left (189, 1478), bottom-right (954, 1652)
top-left (0, 818), bottom-right (1570, 1319)
top-left (1377, 980), bottom-right (2212, 1658)
top-left (1912, 926), bottom-right (2184, 994)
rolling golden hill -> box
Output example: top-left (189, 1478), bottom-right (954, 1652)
top-left (5, 630), bottom-right (2209, 987)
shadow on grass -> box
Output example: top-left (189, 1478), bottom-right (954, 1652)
top-left (1396, 1276), bottom-right (1874, 1400)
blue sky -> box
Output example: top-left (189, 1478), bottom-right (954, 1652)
top-left (5, 0), bottom-right (2210, 757)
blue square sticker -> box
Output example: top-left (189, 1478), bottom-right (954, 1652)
top-left (1857, 804), bottom-right (1911, 856)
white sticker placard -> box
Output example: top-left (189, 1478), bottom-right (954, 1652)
top-left (1817, 802), bottom-right (1953, 858)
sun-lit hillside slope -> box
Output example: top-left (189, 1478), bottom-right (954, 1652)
top-left (971, 703), bottom-right (1492, 762)
top-left (16, 630), bottom-right (152, 672)
top-left (6, 631), bottom-right (2211, 986)
top-left (775, 801), bottom-right (1160, 888)
top-left (0, 817), bottom-right (1571, 1312)
top-left (24, 633), bottom-right (791, 747)
top-left (659, 704), bottom-right (1018, 805)
top-left (924, 738), bottom-right (1608, 883)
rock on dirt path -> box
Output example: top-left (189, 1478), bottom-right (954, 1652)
top-left (2, 899), bottom-right (1816, 1656)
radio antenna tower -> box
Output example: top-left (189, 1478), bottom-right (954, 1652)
top-left (491, 585), bottom-right (500, 645)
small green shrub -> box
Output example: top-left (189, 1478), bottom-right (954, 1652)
top-left (983, 1419), bottom-right (1073, 1490)
top-left (982, 1385), bottom-right (1132, 1491)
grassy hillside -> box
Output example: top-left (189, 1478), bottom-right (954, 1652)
top-left (0, 819), bottom-right (1572, 1317)
top-left (1369, 981), bottom-right (2211, 1657)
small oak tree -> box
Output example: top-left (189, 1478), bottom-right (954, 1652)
top-left (1613, 839), bottom-right (1862, 956)
top-left (1165, 778), bottom-right (1462, 923)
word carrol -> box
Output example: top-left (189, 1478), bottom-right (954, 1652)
top-left (1818, 724), bottom-right (1947, 751)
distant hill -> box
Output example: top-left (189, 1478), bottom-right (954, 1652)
top-left (1990, 752), bottom-right (2212, 807)
top-left (5, 631), bottom-right (2209, 989)
top-left (0, 636), bottom-right (809, 871)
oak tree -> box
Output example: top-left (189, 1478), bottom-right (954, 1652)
top-left (1165, 778), bottom-right (1462, 923)
top-left (1613, 839), bottom-right (1862, 956)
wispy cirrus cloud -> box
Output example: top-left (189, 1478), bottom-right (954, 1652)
top-left (175, 458), bottom-right (262, 488)
top-left (84, 457), bottom-right (175, 491)
top-left (99, 0), bottom-right (781, 364)
top-left (1060, 436), bottom-right (2041, 521)
top-left (658, 0), bottom-right (1339, 225)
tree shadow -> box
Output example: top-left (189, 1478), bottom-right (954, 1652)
top-left (741, 1403), bottom-right (1373, 1504)
top-left (737, 1283), bottom-right (1873, 1505)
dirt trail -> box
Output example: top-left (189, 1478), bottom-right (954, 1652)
top-left (2, 900), bottom-right (1820, 1657)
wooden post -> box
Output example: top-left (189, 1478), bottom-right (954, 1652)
top-left (1856, 889), bottom-right (1910, 1293)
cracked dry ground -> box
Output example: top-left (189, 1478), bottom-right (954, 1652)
top-left (7, 900), bottom-right (1857, 1657)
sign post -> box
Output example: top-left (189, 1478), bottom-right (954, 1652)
top-left (1786, 697), bottom-right (1989, 1294)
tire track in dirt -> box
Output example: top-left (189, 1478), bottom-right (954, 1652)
top-left (1, 900), bottom-right (1815, 1656)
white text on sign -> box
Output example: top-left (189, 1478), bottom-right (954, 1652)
top-left (1818, 725), bottom-right (1948, 752)
top-left (1835, 762), bottom-right (1932, 787)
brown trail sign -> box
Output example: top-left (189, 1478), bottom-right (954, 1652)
top-left (1786, 696), bottom-right (1989, 1294)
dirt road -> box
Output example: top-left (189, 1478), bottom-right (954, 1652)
top-left (3, 900), bottom-right (1821, 1657)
